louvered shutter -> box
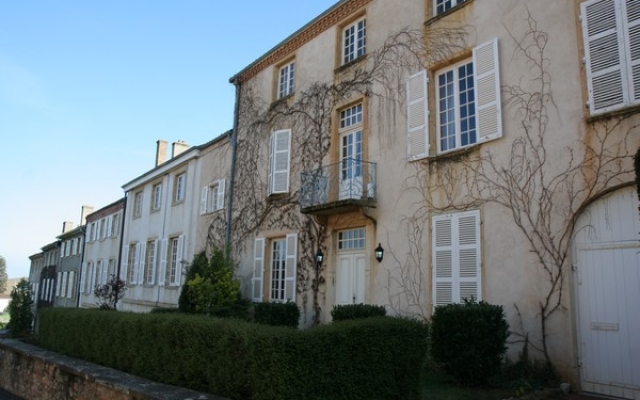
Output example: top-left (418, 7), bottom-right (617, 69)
top-left (407, 70), bottom-right (430, 160)
top-left (159, 239), bottom-right (168, 286)
top-left (285, 233), bottom-right (298, 303)
top-left (149, 239), bottom-right (158, 285)
top-left (200, 186), bottom-right (209, 214)
top-left (473, 38), bottom-right (502, 142)
top-left (80, 262), bottom-right (87, 294)
top-left (106, 216), bottom-right (112, 237)
top-left (270, 130), bottom-right (291, 194)
top-left (138, 242), bottom-right (146, 285)
top-left (432, 210), bottom-right (481, 308)
top-left (96, 220), bottom-right (101, 241)
top-left (121, 246), bottom-right (129, 282)
top-left (582, 0), bottom-right (626, 113)
top-left (252, 238), bottom-right (265, 301)
top-left (217, 179), bottom-right (225, 210)
top-left (623, 0), bottom-right (640, 105)
top-left (176, 235), bottom-right (184, 285)
top-left (68, 271), bottom-right (75, 298)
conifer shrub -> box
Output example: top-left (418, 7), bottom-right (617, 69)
top-left (430, 300), bottom-right (510, 385)
top-left (6, 278), bottom-right (33, 338)
top-left (331, 303), bottom-right (386, 321)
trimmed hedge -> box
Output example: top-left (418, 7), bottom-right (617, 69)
top-left (37, 308), bottom-right (428, 400)
top-left (331, 303), bottom-right (386, 321)
top-left (431, 300), bottom-right (510, 385)
top-left (253, 301), bottom-right (300, 327)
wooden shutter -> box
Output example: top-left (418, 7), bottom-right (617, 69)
top-left (432, 210), bottom-right (481, 308)
top-left (138, 242), bottom-right (146, 285)
top-left (473, 38), bottom-right (502, 142)
top-left (217, 179), bottom-right (225, 210)
top-left (285, 233), bottom-right (298, 303)
top-left (121, 246), bottom-right (129, 283)
top-left (68, 271), bottom-right (75, 298)
top-left (159, 239), bottom-right (168, 286)
top-left (96, 220), bottom-right (102, 241)
top-left (252, 238), bottom-right (265, 302)
top-left (106, 215), bottom-right (113, 237)
top-left (149, 239), bottom-right (158, 285)
top-left (80, 262), bottom-right (87, 294)
top-left (200, 185), bottom-right (209, 214)
top-left (270, 130), bottom-right (291, 194)
top-left (407, 70), bottom-right (430, 160)
top-left (581, 0), bottom-right (626, 113)
top-left (176, 235), bottom-right (184, 285)
top-left (623, 0), bottom-right (640, 105)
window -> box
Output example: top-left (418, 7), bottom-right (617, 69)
top-left (168, 236), bottom-right (184, 286)
top-left (152, 183), bottom-right (162, 211)
top-left (107, 259), bottom-right (116, 280)
top-left (201, 179), bottom-right (226, 214)
top-left (278, 61), bottom-right (295, 99)
top-left (407, 38), bottom-right (502, 158)
top-left (71, 239), bottom-right (77, 256)
top-left (84, 262), bottom-right (92, 293)
top-left (144, 240), bottom-right (157, 285)
top-left (339, 104), bottom-right (364, 200)
top-left (133, 191), bottom-right (143, 217)
top-left (56, 272), bottom-right (62, 297)
top-left (80, 262), bottom-right (87, 294)
top-left (90, 222), bottom-right (97, 242)
top-left (581, 0), bottom-right (640, 114)
top-left (111, 213), bottom-right (120, 237)
top-left (174, 173), bottom-right (186, 203)
top-left (342, 17), bottom-right (366, 65)
top-left (432, 210), bottom-right (481, 307)
top-left (95, 260), bottom-right (103, 287)
top-left (67, 271), bottom-right (74, 298)
top-left (268, 130), bottom-right (291, 194)
top-left (252, 234), bottom-right (297, 302)
top-left (61, 272), bottom-right (67, 298)
top-left (338, 228), bottom-right (366, 250)
top-left (100, 218), bottom-right (107, 240)
top-left (435, 0), bottom-right (467, 15)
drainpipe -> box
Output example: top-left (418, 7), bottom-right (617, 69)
top-left (114, 195), bottom-right (127, 310)
top-left (226, 78), bottom-right (241, 247)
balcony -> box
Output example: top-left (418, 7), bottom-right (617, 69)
top-left (300, 158), bottom-right (377, 215)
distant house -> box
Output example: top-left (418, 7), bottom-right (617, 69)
top-left (54, 219), bottom-right (87, 308)
top-left (79, 199), bottom-right (125, 308)
top-left (0, 278), bottom-right (24, 313)
top-left (118, 136), bottom-right (230, 312)
top-left (36, 241), bottom-right (60, 308)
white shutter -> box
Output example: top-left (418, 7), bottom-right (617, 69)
top-left (106, 216), bottom-right (113, 238)
top-left (101, 262), bottom-right (108, 285)
top-left (407, 70), bottom-right (430, 160)
top-left (121, 246), bottom-right (129, 282)
top-left (285, 233), bottom-right (298, 303)
top-left (200, 185), bottom-right (209, 215)
top-left (432, 210), bottom-right (481, 308)
top-left (85, 227), bottom-right (91, 243)
top-left (67, 271), bottom-right (75, 298)
top-left (217, 179), bottom-right (226, 210)
top-left (149, 239), bottom-right (158, 285)
top-left (270, 130), bottom-right (291, 194)
top-left (138, 242), bottom-right (146, 285)
top-left (581, 0), bottom-right (626, 113)
top-left (473, 38), bottom-right (502, 142)
top-left (80, 262), bottom-right (87, 294)
top-left (176, 235), bottom-right (184, 285)
top-left (252, 238), bottom-right (265, 302)
top-left (623, 0), bottom-right (640, 105)
top-left (96, 220), bottom-right (102, 241)
top-left (159, 239), bottom-right (168, 286)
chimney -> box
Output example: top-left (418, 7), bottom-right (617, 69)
top-left (171, 140), bottom-right (189, 158)
top-left (62, 221), bottom-right (75, 233)
top-left (156, 140), bottom-right (168, 167)
top-left (80, 205), bottom-right (94, 226)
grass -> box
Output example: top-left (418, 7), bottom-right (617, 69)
top-left (0, 313), bottom-right (9, 329)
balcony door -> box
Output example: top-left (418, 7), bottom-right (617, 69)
top-left (339, 103), bottom-right (364, 200)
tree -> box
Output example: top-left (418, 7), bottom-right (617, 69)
top-left (0, 256), bottom-right (7, 295)
top-left (94, 274), bottom-right (128, 310)
top-left (6, 278), bottom-right (33, 337)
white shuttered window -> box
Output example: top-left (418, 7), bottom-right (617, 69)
top-left (581, 0), bottom-right (640, 114)
top-left (432, 210), bottom-right (481, 307)
top-left (407, 70), bottom-right (429, 160)
top-left (269, 130), bottom-right (291, 194)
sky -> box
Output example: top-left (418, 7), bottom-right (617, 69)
top-left (0, 0), bottom-right (338, 279)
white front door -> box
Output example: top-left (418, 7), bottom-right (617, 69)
top-left (573, 187), bottom-right (640, 399)
top-left (336, 253), bottom-right (366, 305)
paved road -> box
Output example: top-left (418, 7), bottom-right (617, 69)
top-left (0, 388), bottom-right (24, 400)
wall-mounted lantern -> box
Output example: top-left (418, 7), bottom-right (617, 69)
top-left (375, 243), bottom-right (384, 262)
top-left (316, 248), bottom-right (324, 266)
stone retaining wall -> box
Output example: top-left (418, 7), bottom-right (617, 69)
top-left (0, 339), bottom-right (229, 400)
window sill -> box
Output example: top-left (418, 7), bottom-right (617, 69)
top-left (425, 0), bottom-right (475, 26)
top-left (586, 103), bottom-right (640, 124)
top-left (270, 94), bottom-right (294, 110)
top-left (334, 55), bottom-right (367, 75)
top-left (172, 200), bottom-right (185, 207)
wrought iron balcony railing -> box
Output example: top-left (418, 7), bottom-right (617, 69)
top-left (300, 158), bottom-right (377, 212)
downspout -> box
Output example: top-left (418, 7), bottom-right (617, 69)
top-left (114, 195), bottom-right (127, 310)
top-left (76, 225), bottom-right (86, 308)
top-left (226, 78), bottom-right (241, 247)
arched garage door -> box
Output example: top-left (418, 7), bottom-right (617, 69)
top-left (572, 187), bottom-right (640, 399)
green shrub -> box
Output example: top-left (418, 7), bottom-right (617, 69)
top-left (6, 279), bottom-right (34, 338)
top-left (37, 308), bottom-right (428, 400)
top-left (178, 248), bottom-right (242, 315)
top-left (253, 301), bottom-right (299, 327)
top-left (331, 303), bottom-right (386, 321)
top-left (431, 300), bottom-right (509, 385)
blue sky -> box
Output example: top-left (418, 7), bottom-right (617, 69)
top-left (0, 0), bottom-right (338, 278)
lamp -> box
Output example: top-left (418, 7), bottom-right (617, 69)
top-left (316, 248), bottom-right (324, 266)
top-left (375, 243), bottom-right (384, 262)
